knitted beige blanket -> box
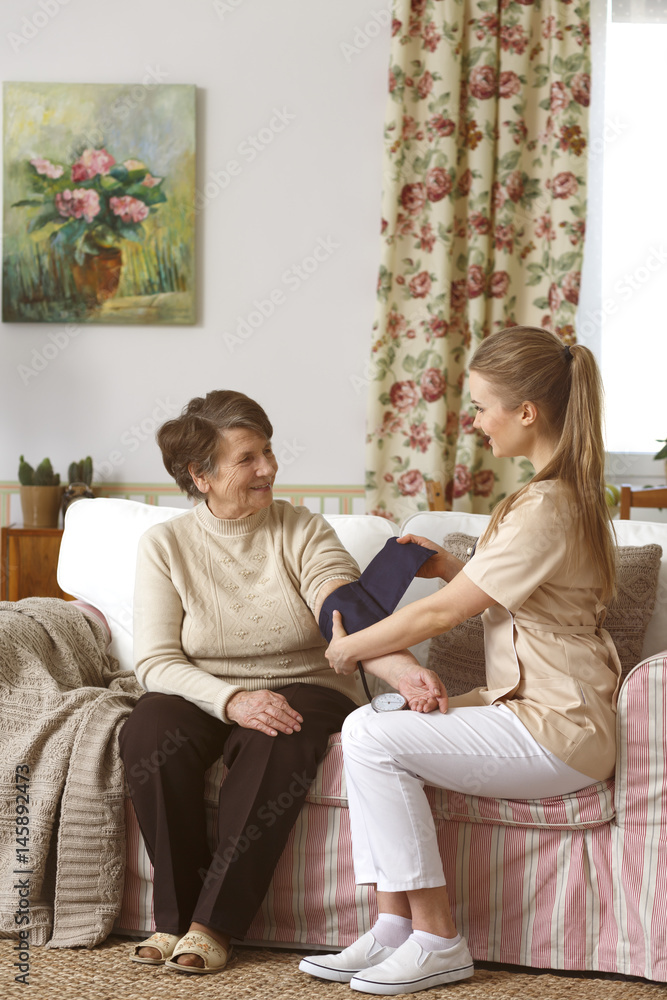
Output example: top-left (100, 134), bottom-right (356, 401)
top-left (0, 598), bottom-right (142, 948)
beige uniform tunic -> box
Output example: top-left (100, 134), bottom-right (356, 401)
top-left (451, 480), bottom-right (621, 781)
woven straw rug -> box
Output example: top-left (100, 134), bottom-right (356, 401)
top-left (0, 937), bottom-right (664, 1000)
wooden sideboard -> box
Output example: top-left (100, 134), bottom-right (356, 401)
top-left (0, 525), bottom-right (73, 602)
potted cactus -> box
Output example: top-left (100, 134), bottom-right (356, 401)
top-left (63, 456), bottom-right (95, 515)
top-left (18, 456), bottom-right (65, 528)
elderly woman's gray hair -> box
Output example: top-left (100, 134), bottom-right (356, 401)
top-left (157, 390), bottom-right (273, 500)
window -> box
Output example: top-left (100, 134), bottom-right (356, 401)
top-left (581, 0), bottom-right (666, 457)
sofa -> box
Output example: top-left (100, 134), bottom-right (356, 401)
top-left (56, 498), bottom-right (667, 981)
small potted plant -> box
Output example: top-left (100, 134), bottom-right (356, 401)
top-left (63, 457), bottom-right (95, 515)
top-left (18, 456), bottom-right (65, 528)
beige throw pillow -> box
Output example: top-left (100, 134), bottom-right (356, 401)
top-left (607, 542), bottom-right (662, 678)
top-left (426, 533), bottom-right (663, 694)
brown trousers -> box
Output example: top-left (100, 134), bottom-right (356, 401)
top-left (118, 684), bottom-right (355, 938)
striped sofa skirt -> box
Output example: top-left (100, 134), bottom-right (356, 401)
top-left (116, 655), bottom-right (667, 982)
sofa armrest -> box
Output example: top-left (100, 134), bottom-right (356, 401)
top-left (614, 652), bottom-right (667, 828)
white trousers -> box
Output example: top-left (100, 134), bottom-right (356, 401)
top-left (341, 703), bottom-right (595, 893)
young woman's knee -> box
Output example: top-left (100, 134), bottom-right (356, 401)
top-left (341, 704), bottom-right (393, 759)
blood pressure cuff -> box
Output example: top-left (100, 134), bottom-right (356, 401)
top-left (318, 536), bottom-right (437, 641)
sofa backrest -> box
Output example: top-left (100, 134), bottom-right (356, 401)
top-left (56, 497), bottom-right (398, 672)
top-left (398, 511), bottom-right (667, 661)
top-left (56, 498), bottom-right (667, 673)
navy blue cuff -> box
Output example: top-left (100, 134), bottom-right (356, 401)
top-left (318, 536), bottom-right (437, 641)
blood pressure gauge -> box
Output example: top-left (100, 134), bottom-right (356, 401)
top-left (371, 692), bottom-right (408, 713)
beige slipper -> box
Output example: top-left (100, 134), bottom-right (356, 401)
top-left (165, 930), bottom-right (231, 975)
top-left (131, 932), bottom-right (180, 965)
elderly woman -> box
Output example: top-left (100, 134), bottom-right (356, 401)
top-left (119, 390), bottom-right (427, 976)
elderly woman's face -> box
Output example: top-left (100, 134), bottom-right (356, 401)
top-left (190, 428), bottom-right (278, 519)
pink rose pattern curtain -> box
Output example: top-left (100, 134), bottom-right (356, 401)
top-left (365, 0), bottom-right (590, 522)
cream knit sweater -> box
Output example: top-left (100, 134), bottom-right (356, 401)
top-left (133, 500), bottom-right (363, 721)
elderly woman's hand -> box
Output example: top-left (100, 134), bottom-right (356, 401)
top-left (396, 665), bottom-right (448, 714)
top-left (325, 611), bottom-right (360, 675)
top-left (226, 690), bottom-right (304, 736)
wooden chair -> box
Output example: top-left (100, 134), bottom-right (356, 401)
top-left (619, 484), bottom-right (667, 519)
top-left (425, 480), bottom-right (446, 511)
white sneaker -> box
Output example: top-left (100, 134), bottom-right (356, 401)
top-left (299, 932), bottom-right (397, 983)
top-left (349, 936), bottom-right (474, 995)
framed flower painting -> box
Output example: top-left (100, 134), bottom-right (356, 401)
top-left (2, 81), bottom-right (196, 324)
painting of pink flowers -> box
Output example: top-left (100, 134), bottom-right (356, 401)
top-left (3, 81), bottom-right (195, 324)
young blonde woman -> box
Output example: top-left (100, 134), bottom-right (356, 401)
top-left (299, 327), bottom-right (621, 995)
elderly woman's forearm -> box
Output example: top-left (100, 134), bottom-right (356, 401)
top-left (137, 655), bottom-right (244, 722)
top-left (360, 649), bottom-right (420, 686)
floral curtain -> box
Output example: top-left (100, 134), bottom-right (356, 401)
top-left (365, 0), bottom-right (590, 522)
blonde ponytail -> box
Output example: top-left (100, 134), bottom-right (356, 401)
top-left (470, 327), bottom-right (616, 603)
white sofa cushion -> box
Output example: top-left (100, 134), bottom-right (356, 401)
top-left (57, 498), bottom-right (186, 671)
top-left (57, 497), bottom-right (398, 672)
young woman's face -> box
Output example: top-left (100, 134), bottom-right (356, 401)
top-left (190, 428), bottom-right (278, 519)
top-left (469, 372), bottom-right (529, 460)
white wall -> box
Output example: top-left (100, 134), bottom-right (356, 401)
top-left (0, 0), bottom-right (391, 487)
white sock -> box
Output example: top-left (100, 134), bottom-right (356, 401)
top-left (371, 914), bottom-right (413, 948)
top-left (411, 930), bottom-right (461, 952)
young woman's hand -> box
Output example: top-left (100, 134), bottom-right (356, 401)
top-left (396, 665), bottom-right (448, 714)
top-left (397, 534), bottom-right (449, 579)
top-left (325, 610), bottom-right (359, 675)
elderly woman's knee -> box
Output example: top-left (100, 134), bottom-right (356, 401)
top-left (119, 692), bottom-right (201, 762)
